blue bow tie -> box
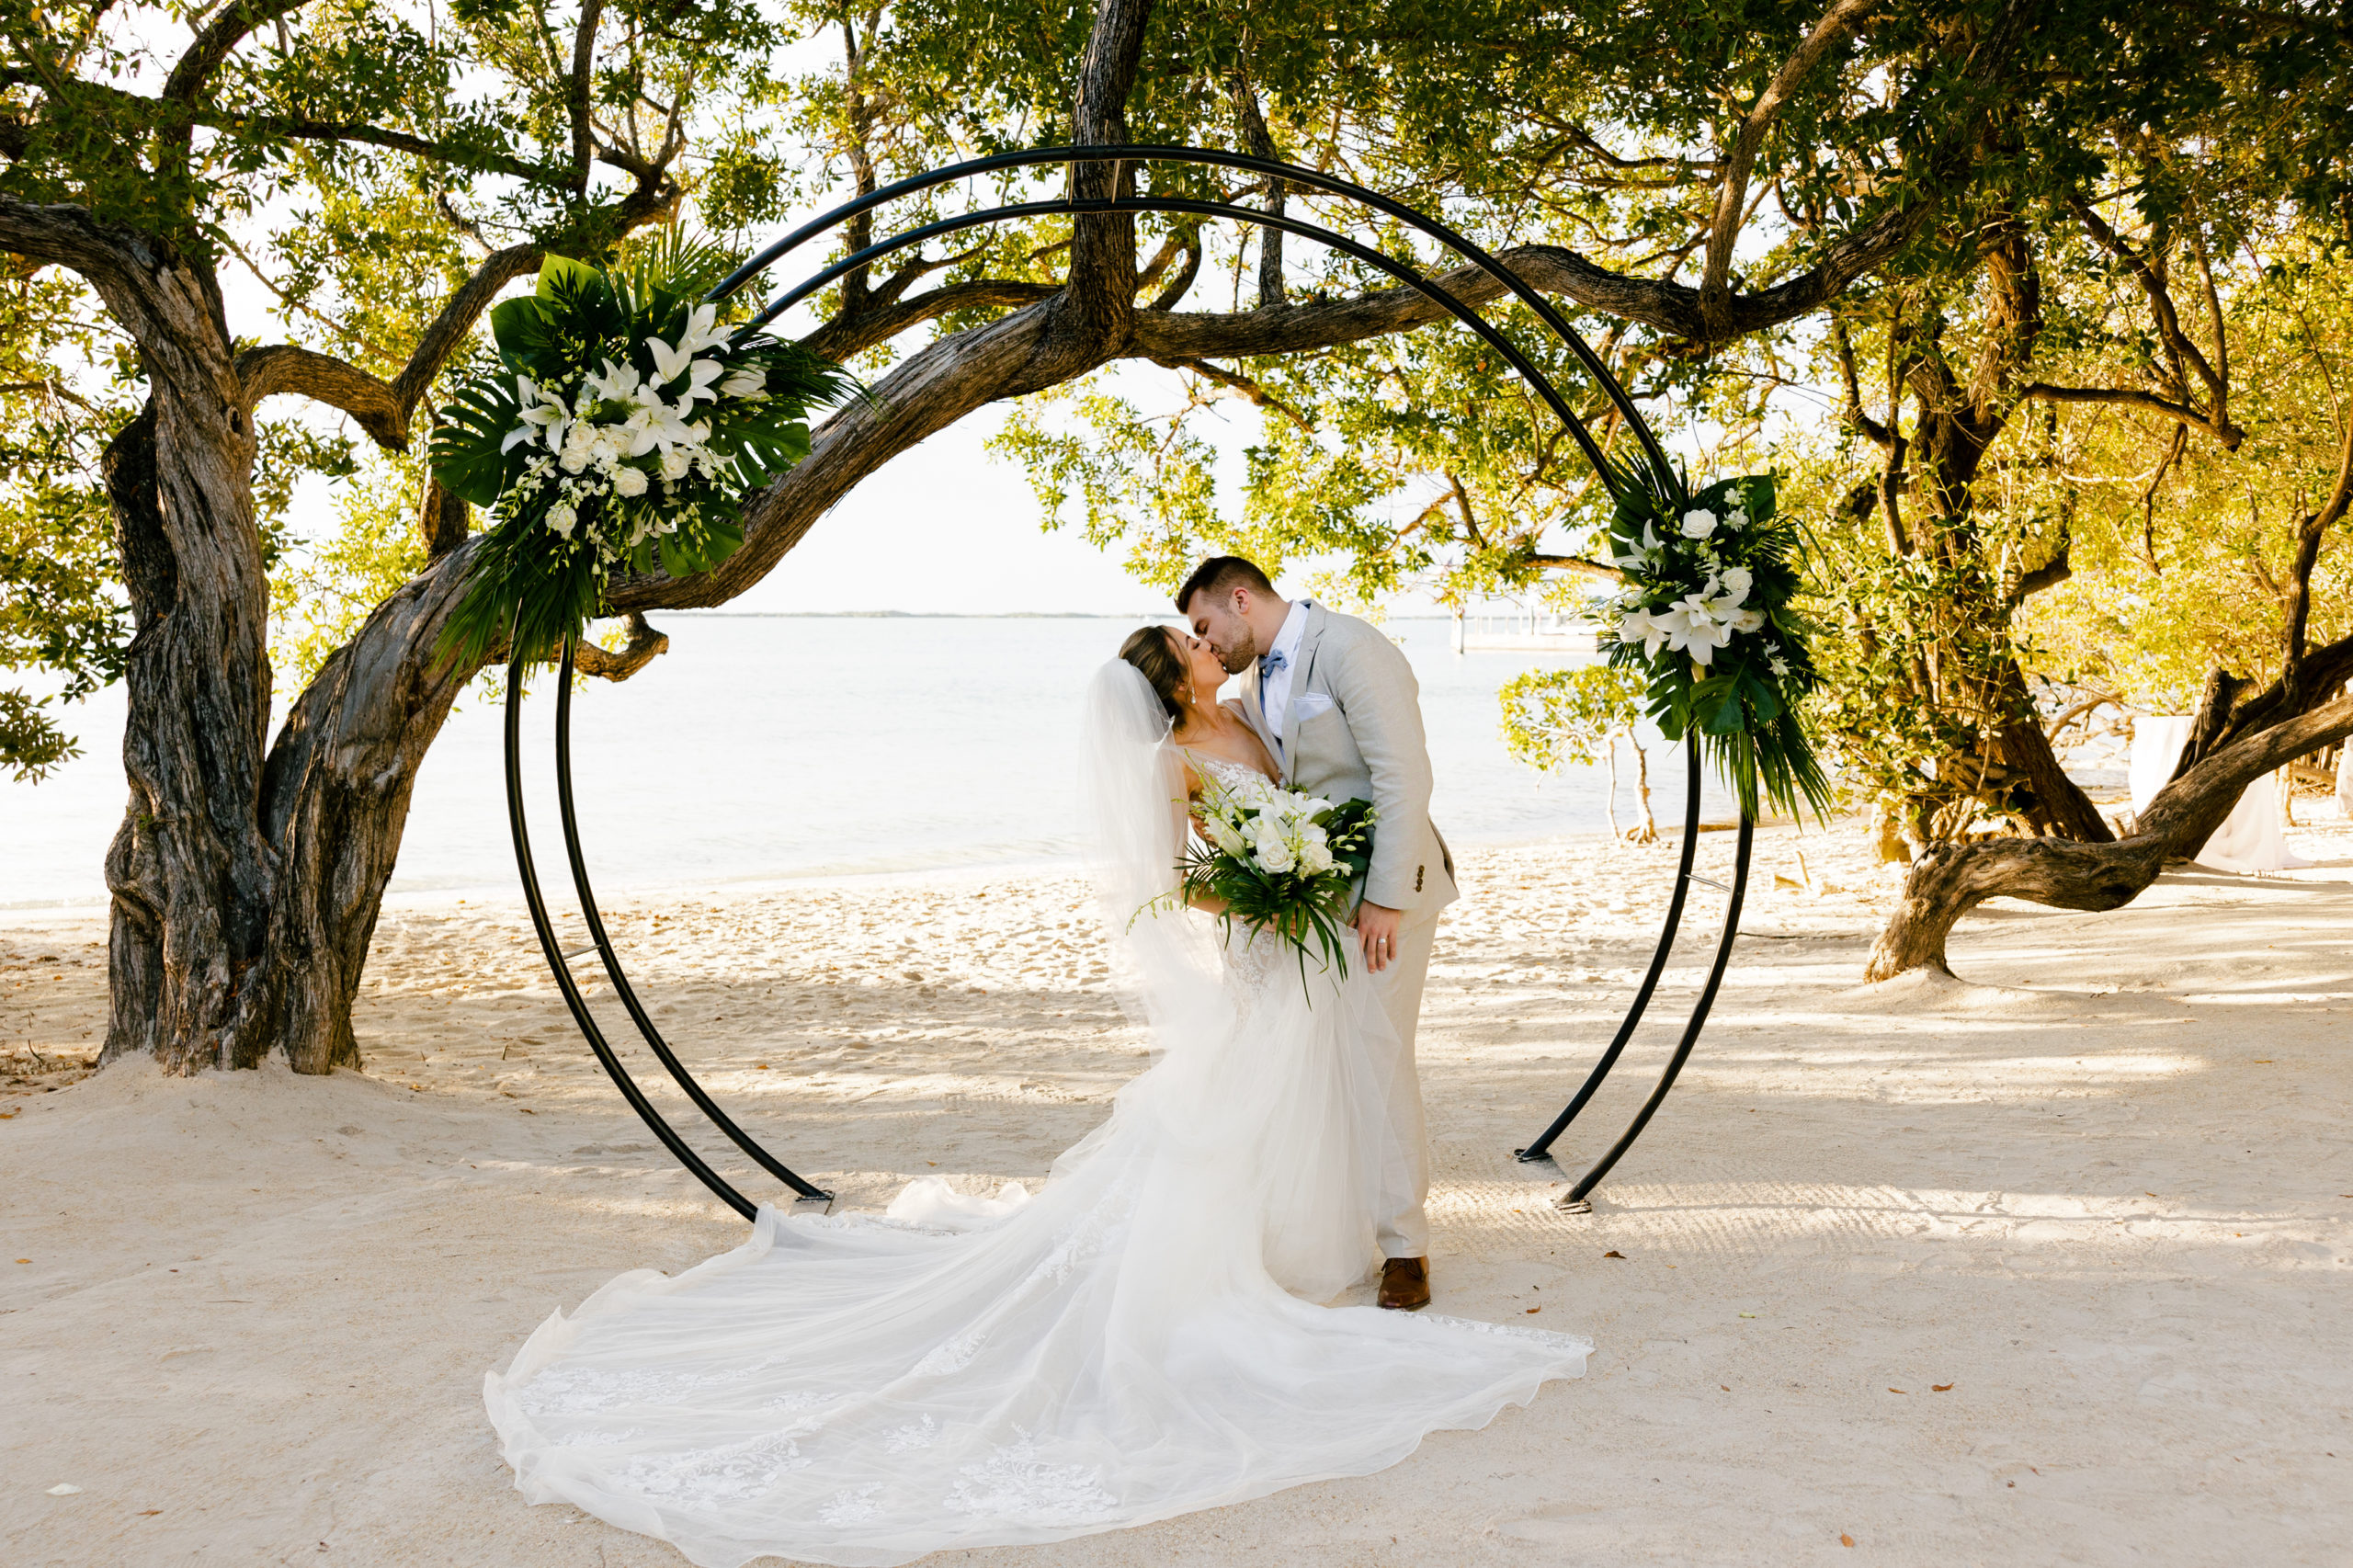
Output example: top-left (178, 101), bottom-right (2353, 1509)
top-left (1258, 648), bottom-right (1289, 674)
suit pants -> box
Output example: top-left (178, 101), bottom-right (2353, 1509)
top-left (1367, 906), bottom-right (1440, 1259)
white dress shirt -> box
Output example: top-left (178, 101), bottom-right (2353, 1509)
top-left (1256, 597), bottom-right (1313, 761)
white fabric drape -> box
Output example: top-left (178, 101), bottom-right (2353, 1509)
top-left (2128, 714), bottom-right (2307, 873)
top-left (481, 660), bottom-right (1588, 1567)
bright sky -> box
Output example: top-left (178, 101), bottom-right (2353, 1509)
top-left (722, 404), bottom-right (1174, 617)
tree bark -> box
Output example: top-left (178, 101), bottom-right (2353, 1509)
top-left (252, 550), bottom-right (484, 1070)
top-left (92, 239), bottom-right (277, 1074)
top-left (1865, 694), bottom-right (2353, 981)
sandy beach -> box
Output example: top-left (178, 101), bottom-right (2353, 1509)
top-left (4, 818), bottom-right (2348, 1566)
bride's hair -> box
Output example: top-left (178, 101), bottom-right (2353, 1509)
top-left (1118, 626), bottom-right (1188, 728)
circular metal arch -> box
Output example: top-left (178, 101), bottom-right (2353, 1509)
top-left (502, 144), bottom-right (1755, 1221)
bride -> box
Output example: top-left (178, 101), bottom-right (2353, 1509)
top-left (483, 629), bottom-right (1589, 1567)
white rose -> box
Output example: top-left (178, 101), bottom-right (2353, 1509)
top-left (1678, 507), bottom-right (1718, 540)
top-left (558, 448), bottom-right (589, 474)
top-left (613, 465), bottom-right (649, 498)
top-left (545, 503), bottom-right (578, 538)
top-left (1255, 836), bottom-right (1295, 874)
top-left (1299, 840), bottom-right (1334, 875)
top-left (660, 448), bottom-right (692, 481)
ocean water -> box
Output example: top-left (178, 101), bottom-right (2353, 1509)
top-left (3, 615), bottom-right (1731, 910)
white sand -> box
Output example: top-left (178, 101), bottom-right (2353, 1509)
top-left (4, 821), bottom-right (2349, 1566)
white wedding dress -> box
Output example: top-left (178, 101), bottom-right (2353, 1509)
top-left (483, 664), bottom-right (1588, 1567)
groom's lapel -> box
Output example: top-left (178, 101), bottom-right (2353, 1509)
top-left (1280, 605), bottom-right (1333, 783)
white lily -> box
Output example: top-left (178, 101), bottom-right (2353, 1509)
top-left (644, 334), bottom-right (698, 388)
top-left (718, 366), bottom-right (768, 401)
top-left (581, 357), bottom-right (647, 410)
top-left (1657, 593), bottom-right (1733, 665)
top-left (675, 302), bottom-right (731, 358)
top-left (505, 375), bottom-right (572, 453)
top-left (678, 356), bottom-right (729, 406)
top-left (1612, 519), bottom-right (1666, 572)
top-left (1616, 606), bottom-right (1671, 658)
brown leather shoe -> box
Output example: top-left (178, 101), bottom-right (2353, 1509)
top-left (1378, 1256), bottom-right (1430, 1312)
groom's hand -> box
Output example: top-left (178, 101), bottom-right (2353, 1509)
top-left (1353, 901), bottom-right (1403, 974)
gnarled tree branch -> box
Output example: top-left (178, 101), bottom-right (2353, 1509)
top-left (1699, 0), bottom-right (1880, 332)
top-left (234, 346), bottom-right (406, 449)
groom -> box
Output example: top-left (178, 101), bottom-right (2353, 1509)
top-left (1177, 556), bottom-right (1457, 1312)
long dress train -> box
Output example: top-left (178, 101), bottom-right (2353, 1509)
top-left (483, 665), bottom-right (1588, 1567)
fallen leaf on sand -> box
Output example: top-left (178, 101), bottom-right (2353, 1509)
top-left (1603, 1250), bottom-right (1625, 1259)
top-left (1933, 1382), bottom-right (1954, 1392)
top-left (1739, 1312), bottom-right (1757, 1318)
top-left (47, 1483), bottom-right (81, 1495)
top-left (139, 1509), bottom-right (162, 1517)
top-left (1720, 1384), bottom-right (1731, 1392)
top-left (1840, 1534), bottom-right (1856, 1547)
top-left (1525, 1307), bottom-right (1540, 1314)
top-left (1890, 1387), bottom-right (1907, 1394)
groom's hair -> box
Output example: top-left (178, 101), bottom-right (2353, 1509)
top-left (1176, 555), bottom-right (1274, 612)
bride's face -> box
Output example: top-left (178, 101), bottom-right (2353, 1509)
top-left (1172, 629), bottom-right (1227, 704)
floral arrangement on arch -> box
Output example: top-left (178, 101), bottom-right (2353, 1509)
top-left (427, 240), bottom-right (855, 670)
top-left (1590, 472), bottom-right (1829, 819)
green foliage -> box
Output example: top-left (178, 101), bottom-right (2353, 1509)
top-left (268, 452), bottom-right (429, 689)
top-left (0, 271), bottom-right (131, 780)
top-left (2016, 228), bottom-right (2353, 710)
top-left (1497, 665), bottom-right (1646, 775)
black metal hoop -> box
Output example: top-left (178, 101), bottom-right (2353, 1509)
top-left (503, 143), bottom-right (1752, 1221)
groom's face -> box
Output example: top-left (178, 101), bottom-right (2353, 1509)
top-left (1185, 589), bottom-right (1259, 676)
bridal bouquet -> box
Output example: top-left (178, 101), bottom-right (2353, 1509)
top-left (428, 241), bottom-right (855, 669)
top-left (1589, 471), bottom-right (1830, 819)
top-left (1177, 774), bottom-right (1378, 983)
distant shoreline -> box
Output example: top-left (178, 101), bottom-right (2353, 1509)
top-left (657, 609), bottom-right (1459, 620)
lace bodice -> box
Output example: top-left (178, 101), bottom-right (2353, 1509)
top-left (1180, 748), bottom-right (1279, 801)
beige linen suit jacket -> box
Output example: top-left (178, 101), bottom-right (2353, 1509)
top-left (1235, 604), bottom-right (1458, 918)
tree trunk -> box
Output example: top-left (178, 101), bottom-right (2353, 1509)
top-left (1602, 742), bottom-right (1620, 840)
top-left (1631, 739), bottom-right (1657, 843)
top-left (98, 297), bottom-right (277, 1073)
top-left (1995, 662), bottom-right (2114, 842)
top-left (1865, 695), bottom-right (2353, 981)
top-left (97, 362), bottom-right (489, 1073)
top-left (253, 551), bottom-right (483, 1071)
